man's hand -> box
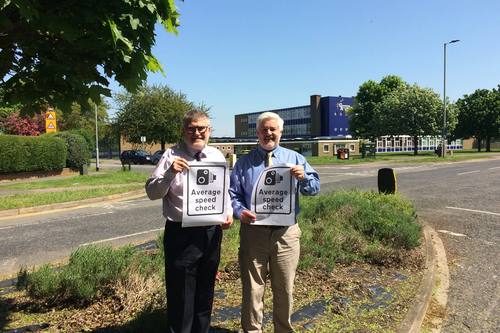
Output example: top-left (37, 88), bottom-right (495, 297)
top-left (290, 165), bottom-right (305, 181)
top-left (240, 210), bottom-right (257, 224)
top-left (170, 158), bottom-right (189, 174)
top-left (221, 214), bottom-right (234, 230)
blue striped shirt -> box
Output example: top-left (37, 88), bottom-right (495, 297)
top-left (229, 145), bottom-right (320, 220)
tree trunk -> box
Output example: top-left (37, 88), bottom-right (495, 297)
top-left (486, 137), bottom-right (491, 152)
top-left (477, 138), bottom-right (482, 152)
top-left (413, 135), bottom-right (418, 155)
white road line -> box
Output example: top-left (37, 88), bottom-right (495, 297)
top-left (446, 206), bottom-right (500, 216)
top-left (489, 166), bottom-right (500, 170)
top-left (438, 230), bottom-right (467, 237)
top-left (80, 228), bottom-right (163, 246)
top-left (457, 170), bottom-right (480, 176)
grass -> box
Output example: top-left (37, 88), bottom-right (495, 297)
top-left (306, 149), bottom-right (500, 164)
top-left (1, 189), bottom-right (425, 332)
top-left (0, 169), bottom-right (149, 190)
top-left (0, 185), bottom-right (144, 211)
top-left (0, 168), bottom-right (148, 211)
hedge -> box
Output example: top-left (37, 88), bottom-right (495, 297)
top-left (0, 135), bottom-right (67, 174)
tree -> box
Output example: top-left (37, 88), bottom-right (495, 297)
top-left (0, 111), bottom-right (46, 136)
top-left (453, 87), bottom-right (500, 152)
top-left (374, 83), bottom-right (456, 155)
top-left (347, 75), bottom-right (405, 139)
top-left (114, 84), bottom-right (211, 149)
top-left (55, 100), bottom-right (110, 140)
top-left (0, 0), bottom-right (181, 115)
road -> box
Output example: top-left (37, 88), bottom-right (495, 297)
top-left (1, 158), bottom-right (499, 331)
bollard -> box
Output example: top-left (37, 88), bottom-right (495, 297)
top-left (378, 168), bottom-right (397, 194)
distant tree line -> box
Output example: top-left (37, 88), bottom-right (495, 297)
top-left (348, 76), bottom-right (500, 153)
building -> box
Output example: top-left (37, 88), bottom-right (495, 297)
top-left (211, 95), bottom-right (359, 157)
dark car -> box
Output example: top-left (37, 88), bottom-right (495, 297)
top-left (151, 150), bottom-right (165, 165)
top-left (120, 150), bottom-right (153, 165)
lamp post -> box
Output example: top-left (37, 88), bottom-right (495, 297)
top-left (443, 39), bottom-right (460, 158)
top-left (95, 103), bottom-right (100, 172)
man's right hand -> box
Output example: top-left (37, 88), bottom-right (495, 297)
top-left (240, 210), bottom-right (256, 224)
top-left (170, 158), bottom-right (189, 174)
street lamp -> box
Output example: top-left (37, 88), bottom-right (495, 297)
top-left (443, 39), bottom-right (460, 158)
top-left (95, 103), bottom-right (100, 172)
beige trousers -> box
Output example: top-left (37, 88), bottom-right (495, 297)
top-left (239, 223), bottom-right (301, 333)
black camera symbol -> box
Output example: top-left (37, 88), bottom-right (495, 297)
top-left (197, 169), bottom-right (216, 185)
top-left (264, 170), bottom-right (283, 186)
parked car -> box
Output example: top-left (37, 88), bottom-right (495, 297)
top-left (236, 149), bottom-right (252, 158)
top-left (120, 150), bottom-right (153, 165)
top-left (151, 150), bottom-right (165, 165)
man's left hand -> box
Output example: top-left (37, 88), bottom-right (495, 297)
top-left (221, 214), bottom-right (233, 230)
top-left (290, 165), bottom-right (305, 181)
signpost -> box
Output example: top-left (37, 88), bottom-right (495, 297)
top-left (45, 107), bottom-right (57, 133)
top-left (141, 136), bottom-right (146, 151)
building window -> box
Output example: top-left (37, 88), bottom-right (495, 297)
top-left (323, 144), bottom-right (330, 153)
top-left (340, 112), bottom-right (343, 116)
top-left (334, 128), bottom-right (337, 131)
top-left (349, 144), bottom-right (355, 152)
top-left (216, 146), bottom-right (220, 150)
top-left (334, 112), bottom-right (337, 116)
top-left (221, 147), bottom-right (225, 150)
top-left (227, 146), bottom-right (231, 150)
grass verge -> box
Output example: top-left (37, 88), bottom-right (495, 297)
top-left (1, 189), bottom-right (425, 332)
top-left (0, 185), bottom-right (144, 211)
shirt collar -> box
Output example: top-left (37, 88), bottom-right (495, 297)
top-left (183, 143), bottom-right (205, 158)
top-left (257, 144), bottom-right (281, 159)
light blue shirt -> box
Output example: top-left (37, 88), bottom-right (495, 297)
top-left (229, 145), bottom-right (320, 220)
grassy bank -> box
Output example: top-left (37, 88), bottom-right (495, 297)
top-left (0, 169), bottom-right (149, 211)
top-left (2, 189), bottom-right (423, 333)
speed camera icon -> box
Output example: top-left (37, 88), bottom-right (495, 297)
top-left (264, 170), bottom-right (283, 186)
top-left (197, 169), bottom-right (216, 185)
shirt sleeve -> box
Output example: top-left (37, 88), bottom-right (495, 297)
top-left (145, 150), bottom-right (176, 200)
top-left (298, 161), bottom-right (320, 196)
top-left (229, 160), bottom-right (247, 220)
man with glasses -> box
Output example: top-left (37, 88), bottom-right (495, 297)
top-left (146, 109), bottom-right (233, 333)
top-left (230, 112), bottom-right (320, 333)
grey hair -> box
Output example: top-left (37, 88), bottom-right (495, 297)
top-left (183, 110), bottom-right (210, 128)
top-left (256, 112), bottom-right (284, 130)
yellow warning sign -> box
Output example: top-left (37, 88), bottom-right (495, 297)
top-left (45, 107), bottom-right (57, 133)
top-left (46, 120), bottom-right (57, 133)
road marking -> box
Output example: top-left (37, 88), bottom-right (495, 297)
top-left (489, 166), bottom-right (500, 170)
top-left (456, 170), bottom-right (480, 176)
top-left (446, 206), bottom-right (500, 216)
top-left (80, 228), bottom-right (163, 246)
top-left (437, 230), bottom-right (467, 237)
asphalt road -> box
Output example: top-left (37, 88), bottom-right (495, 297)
top-left (1, 158), bottom-right (499, 332)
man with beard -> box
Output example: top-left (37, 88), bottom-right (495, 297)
top-left (146, 109), bottom-right (233, 333)
top-left (229, 112), bottom-right (320, 333)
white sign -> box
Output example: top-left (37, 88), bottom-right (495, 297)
top-left (141, 136), bottom-right (146, 142)
top-left (251, 163), bottom-right (296, 226)
top-left (182, 161), bottom-right (229, 227)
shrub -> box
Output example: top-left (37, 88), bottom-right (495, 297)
top-left (54, 132), bottom-right (91, 169)
top-left (298, 189), bottom-right (421, 270)
top-left (59, 245), bottom-right (135, 301)
top-left (0, 135), bottom-right (66, 174)
top-left (67, 129), bottom-right (95, 160)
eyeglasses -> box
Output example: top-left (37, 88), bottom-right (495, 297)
top-left (186, 126), bottom-right (209, 134)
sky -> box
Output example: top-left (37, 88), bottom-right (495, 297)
top-left (106, 0), bottom-right (500, 137)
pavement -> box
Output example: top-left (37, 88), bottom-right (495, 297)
top-left (0, 170), bottom-right (449, 332)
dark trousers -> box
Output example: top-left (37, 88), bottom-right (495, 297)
top-left (164, 220), bottom-right (222, 333)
